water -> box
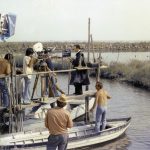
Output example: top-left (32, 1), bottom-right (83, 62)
top-left (14, 52), bottom-right (150, 67)
top-left (54, 51), bottom-right (150, 64)
top-left (1, 73), bottom-right (150, 149)
top-left (56, 74), bottom-right (150, 150)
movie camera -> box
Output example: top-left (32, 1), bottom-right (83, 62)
top-left (33, 43), bottom-right (53, 71)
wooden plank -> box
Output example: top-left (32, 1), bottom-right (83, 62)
top-left (74, 67), bottom-right (90, 70)
top-left (32, 90), bottom-right (95, 105)
top-left (0, 106), bottom-right (6, 110)
top-left (68, 100), bottom-right (85, 104)
top-left (17, 102), bottom-right (41, 109)
top-left (68, 90), bottom-right (95, 99)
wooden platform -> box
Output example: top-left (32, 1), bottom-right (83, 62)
top-left (0, 106), bottom-right (6, 111)
top-left (0, 91), bottom-right (95, 110)
top-left (19, 102), bottom-right (41, 109)
top-left (32, 90), bottom-right (95, 105)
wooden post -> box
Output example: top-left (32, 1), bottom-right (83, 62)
top-left (90, 34), bottom-right (96, 63)
top-left (85, 96), bottom-right (89, 124)
top-left (87, 18), bottom-right (90, 62)
top-left (62, 49), bottom-right (64, 69)
top-left (96, 52), bottom-right (101, 82)
top-left (68, 62), bottom-right (71, 95)
top-left (41, 74), bottom-right (46, 100)
top-left (85, 18), bottom-right (91, 123)
top-left (9, 53), bottom-right (16, 133)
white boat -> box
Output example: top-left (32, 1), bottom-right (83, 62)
top-left (32, 97), bottom-right (95, 121)
top-left (0, 117), bottom-right (131, 149)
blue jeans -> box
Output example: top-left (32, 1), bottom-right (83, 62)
top-left (23, 77), bottom-right (31, 103)
top-left (0, 79), bottom-right (9, 107)
top-left (47, 134), bottom-right (68, 150)
top-left (95, 106), bottom-right (107, 132)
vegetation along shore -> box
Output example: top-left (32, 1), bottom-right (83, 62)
top-left (0, 41), bottom-right (150, 54)
top-left (100, 60), bottom-right (150, 90)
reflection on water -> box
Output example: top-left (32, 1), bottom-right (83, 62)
top-left (79, 135), bottom-right (131, 150)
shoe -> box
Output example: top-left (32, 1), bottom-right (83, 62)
top-left (75, 93), bottom-right (83, 95)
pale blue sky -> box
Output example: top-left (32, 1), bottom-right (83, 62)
top-left (1, 0), bottom-right (150, 42)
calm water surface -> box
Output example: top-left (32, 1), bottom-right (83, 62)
top-left (2, 74), bottom-right (149, 150)
top-left (56, 74), bottom-right (150, 150)
top-left (15, 51), bottom-right (150, 67)
top-left (54, 51), bottom-right (150, 64)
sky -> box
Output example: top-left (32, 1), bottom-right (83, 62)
top-left (1, 0), bottom-right (150, 42)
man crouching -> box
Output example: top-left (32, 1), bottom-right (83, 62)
top-left (45, 94), bottom-right (73, 150)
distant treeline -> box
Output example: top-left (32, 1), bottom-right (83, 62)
top-left (0, 41), bottom-right (150, 54)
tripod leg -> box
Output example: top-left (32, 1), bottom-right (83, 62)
top-left (31, 75), bottom-right (39, 100)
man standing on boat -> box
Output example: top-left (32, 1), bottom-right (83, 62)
top-left (22, 48), bottom-right (37, 104)
top-left (45, 94), bottom-right (73, 150)
top-left (70, 44), bottom-right (90, 95)
top-left (0, 53), bottom-right (13, 107)
top-left (91, 81), bottom-right (111, 132)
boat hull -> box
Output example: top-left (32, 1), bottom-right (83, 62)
top-left (0, 117), bottom-right (131, 149)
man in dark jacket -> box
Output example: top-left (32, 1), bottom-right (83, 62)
top-left (70, 45), bottom-right (90, 95)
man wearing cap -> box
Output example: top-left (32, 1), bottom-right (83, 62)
top-left (45, 94), bottom-right (73, 150)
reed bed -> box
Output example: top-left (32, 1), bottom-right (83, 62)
top-left (103, 60), bottom-right (150, 89)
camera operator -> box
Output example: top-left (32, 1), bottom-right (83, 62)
top-left (22, 48), bottom-right (37, 105)
top-left (44, 49), bottom-right (54, 71)
top-left (43, 49), bottom-right (65, 107)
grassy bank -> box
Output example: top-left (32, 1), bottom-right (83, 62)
top-left (101, 60), bottom-right (150, 90)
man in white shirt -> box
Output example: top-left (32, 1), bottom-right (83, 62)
top-left (23, 48), bottom-right (37, 104)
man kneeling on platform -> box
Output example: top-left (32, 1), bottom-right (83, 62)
top-left (45, 94), bottom-right (73, 150)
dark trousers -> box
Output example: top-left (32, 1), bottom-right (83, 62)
top-left (47, 134), bottom-right (68, 150)
top-left (0, 79), bottom-right (9, 107)
top-left (74, 83), bottom-right (83, 95)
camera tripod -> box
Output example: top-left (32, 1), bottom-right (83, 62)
top-left (31, 65), bottom-right (60, 101)
top-left (31, 64), bottom-right (49, 101)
